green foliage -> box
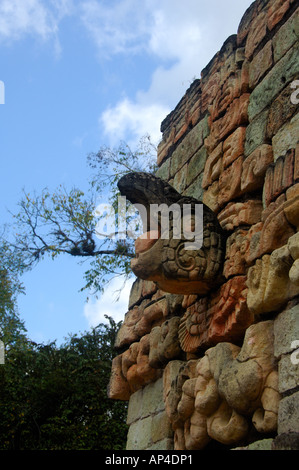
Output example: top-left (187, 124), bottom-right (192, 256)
top-left (0, 317), bottom-right (128, 450)
top-left (7, 136), bottom-right (157, 296)
top-left (0, 239), bottom-right (27, 349)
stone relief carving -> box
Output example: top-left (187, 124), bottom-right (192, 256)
top-left (117, 172), bottom-right (226, 295)
top-left (164, 320), bottom-right (280, 450)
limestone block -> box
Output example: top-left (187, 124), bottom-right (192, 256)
top-left (223, 229), bottom-right (249, 278)
top-left (172, 321), bottom-right (280, 449)
top-left (206, 94), bottom-right (250, 153)
top-left (151, 411), bottom-right (173, 444)
top-left (278, 392), bottom-right (299, 434)
top-left (202, 180), bottom-right (220, 213)
top-left (267, 0), bottom-right (292, 31)
top-left (126, 415), bottom-right (153, 450)
top-left (122, 336), bottom-right (162, 393)
top-left (247, 235), bottom-right (299, 315)
top-left (241, 144), bottom-right (273, 193)
top-left (272, 9), bottom-right (299, 63)
top-left (284, 182), bottom-right (299, 230)
top-left (278, 354), bottom-right (299, 394)
top-left (222, 127), bottom-right (246, 168)
top-left (210, 71), bottom-right (248, 122)
top-left (114, 305), bottom-right (142, 350)
top-left (245, 10), bottom-right (267, 59)
top-left (207, 321), bottom-right (279, 430)
top-left (186, 146), bottom-right (207, 187)
top-left (246, 194), bottom-right (296, 263)
top-left (267, 85), bottom-right (298, 139)
top-left (272, 112), bottom-right (299, 161)
top-left (201, 71), bottom-right (221, 114)
top-left (263, 150), bottom-right (294, 206)
top-left (149, 316), bottom-right (181, 368)
top-left (169, 116), bottom-right (209, 177)
top-left (163, 360), bottom-right (197, 431)
top-left (202, 142), bottom-right (223, 189)
top-left (178, 276), bottom-right (253, 351)
top-left (249, 40), bottom-right (273, 89)
top-left (134, 297), bottom-right (169, 337)
top-left (218, 156), bottom-right (244, 207)
top-left (218, 200), bottom-right (263, 231)
top-left (108, 354), bottom-right (131, 401)
top-left (248, 46), bottom-right (298, 121)
top-left (244, 108), bottom-right (269, 157)
top-left (274, 301), bottom-right (299, 359)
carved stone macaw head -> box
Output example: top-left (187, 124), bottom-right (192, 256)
top-left (118, 172), bottom-right (225, 295)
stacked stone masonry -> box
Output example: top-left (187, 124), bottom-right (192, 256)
top-left (108, 0), bottom-right (299, 450)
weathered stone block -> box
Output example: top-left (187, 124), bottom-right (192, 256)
top-left (151, 411), bottom-right (173, 443)
top-left (278, 392), bottom-right (299, 434)
top-left (241, 144), bottom-right (273, 193)
top-left (126, 416), bottom-right (153, 450)
top-left (247, 242), bottom-right (299, 315)
top-left (272, 112), bottom-right (299, 161)
top-left (202, 181), bottom-right (220, 213)
top-left (108, 354), bottom-right (131, 401)
top-left (273, 10), bottom-right (299, 63)
top-left (202, 142), bottom-right (223, 189)
top-left (267, 0), bottom-right (292, 31)
top-left (263, 150), bottom-right (294, 206)
top-left (248, 46), bottom-right (298, 121)
top-left (172, 163), bottom-right (188, 195)
top-left (183, 174), bottom-right (204, 201)
top-left (206, 94), bottom-right (249, 152)
top-left (155, 158), bottom-right (170, 182)
top-left (169, 116), bottom-right (209, 177)
top-left (178, 276), bottom-right (253, 351)
top-left (244, 108), bottom-right (269, 157)
top-left (149, 317), bottom-right (181, 368)
top-left (218, 156), bottom-right (243, 207)
top-left (218, 200), bottom-right (263, 231)
top-left (223, 229), bottom-right (249, 278)
top-left (127, 387), bottom-right (145, 425)
top-left (223, 127), bottom-right (246, 168)
top-left (186, 146), bottom-right (207, 186)
top-left (274, 303), bottom-right (299, 358)
top-left (246, 194), bottom-right (296, 263)
top-left (267, 85), bottom-right (298, 139)
top-left (278, 354), bottom-right (299, 394)
top-left (245, 10), bottom-right (267, 59)
top-left (284, 182), bottom-right (299, 230)
top-left (249, 40), bottom-right (273, 89)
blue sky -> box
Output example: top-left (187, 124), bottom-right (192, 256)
top-left (0, 0), bottom-right (253, 345)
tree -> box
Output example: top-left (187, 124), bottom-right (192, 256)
top-left (0, 237), bottom-right (27, 349)
top-left (6, 136), bottom-right (157, 296)
top-left (0, 316), bottom-right (128, 450)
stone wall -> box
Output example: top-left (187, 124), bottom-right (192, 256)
top-left (108, 0), bottom-right (299, 451)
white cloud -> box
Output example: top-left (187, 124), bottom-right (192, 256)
top-left (92, 0), bottom-right (253, 146)
top-left (100, 97), bottom-right (169, 147)
top-left (84, 276), bottom-right (134, 327)
top-left (0, 0), bottom-right (72, 51)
